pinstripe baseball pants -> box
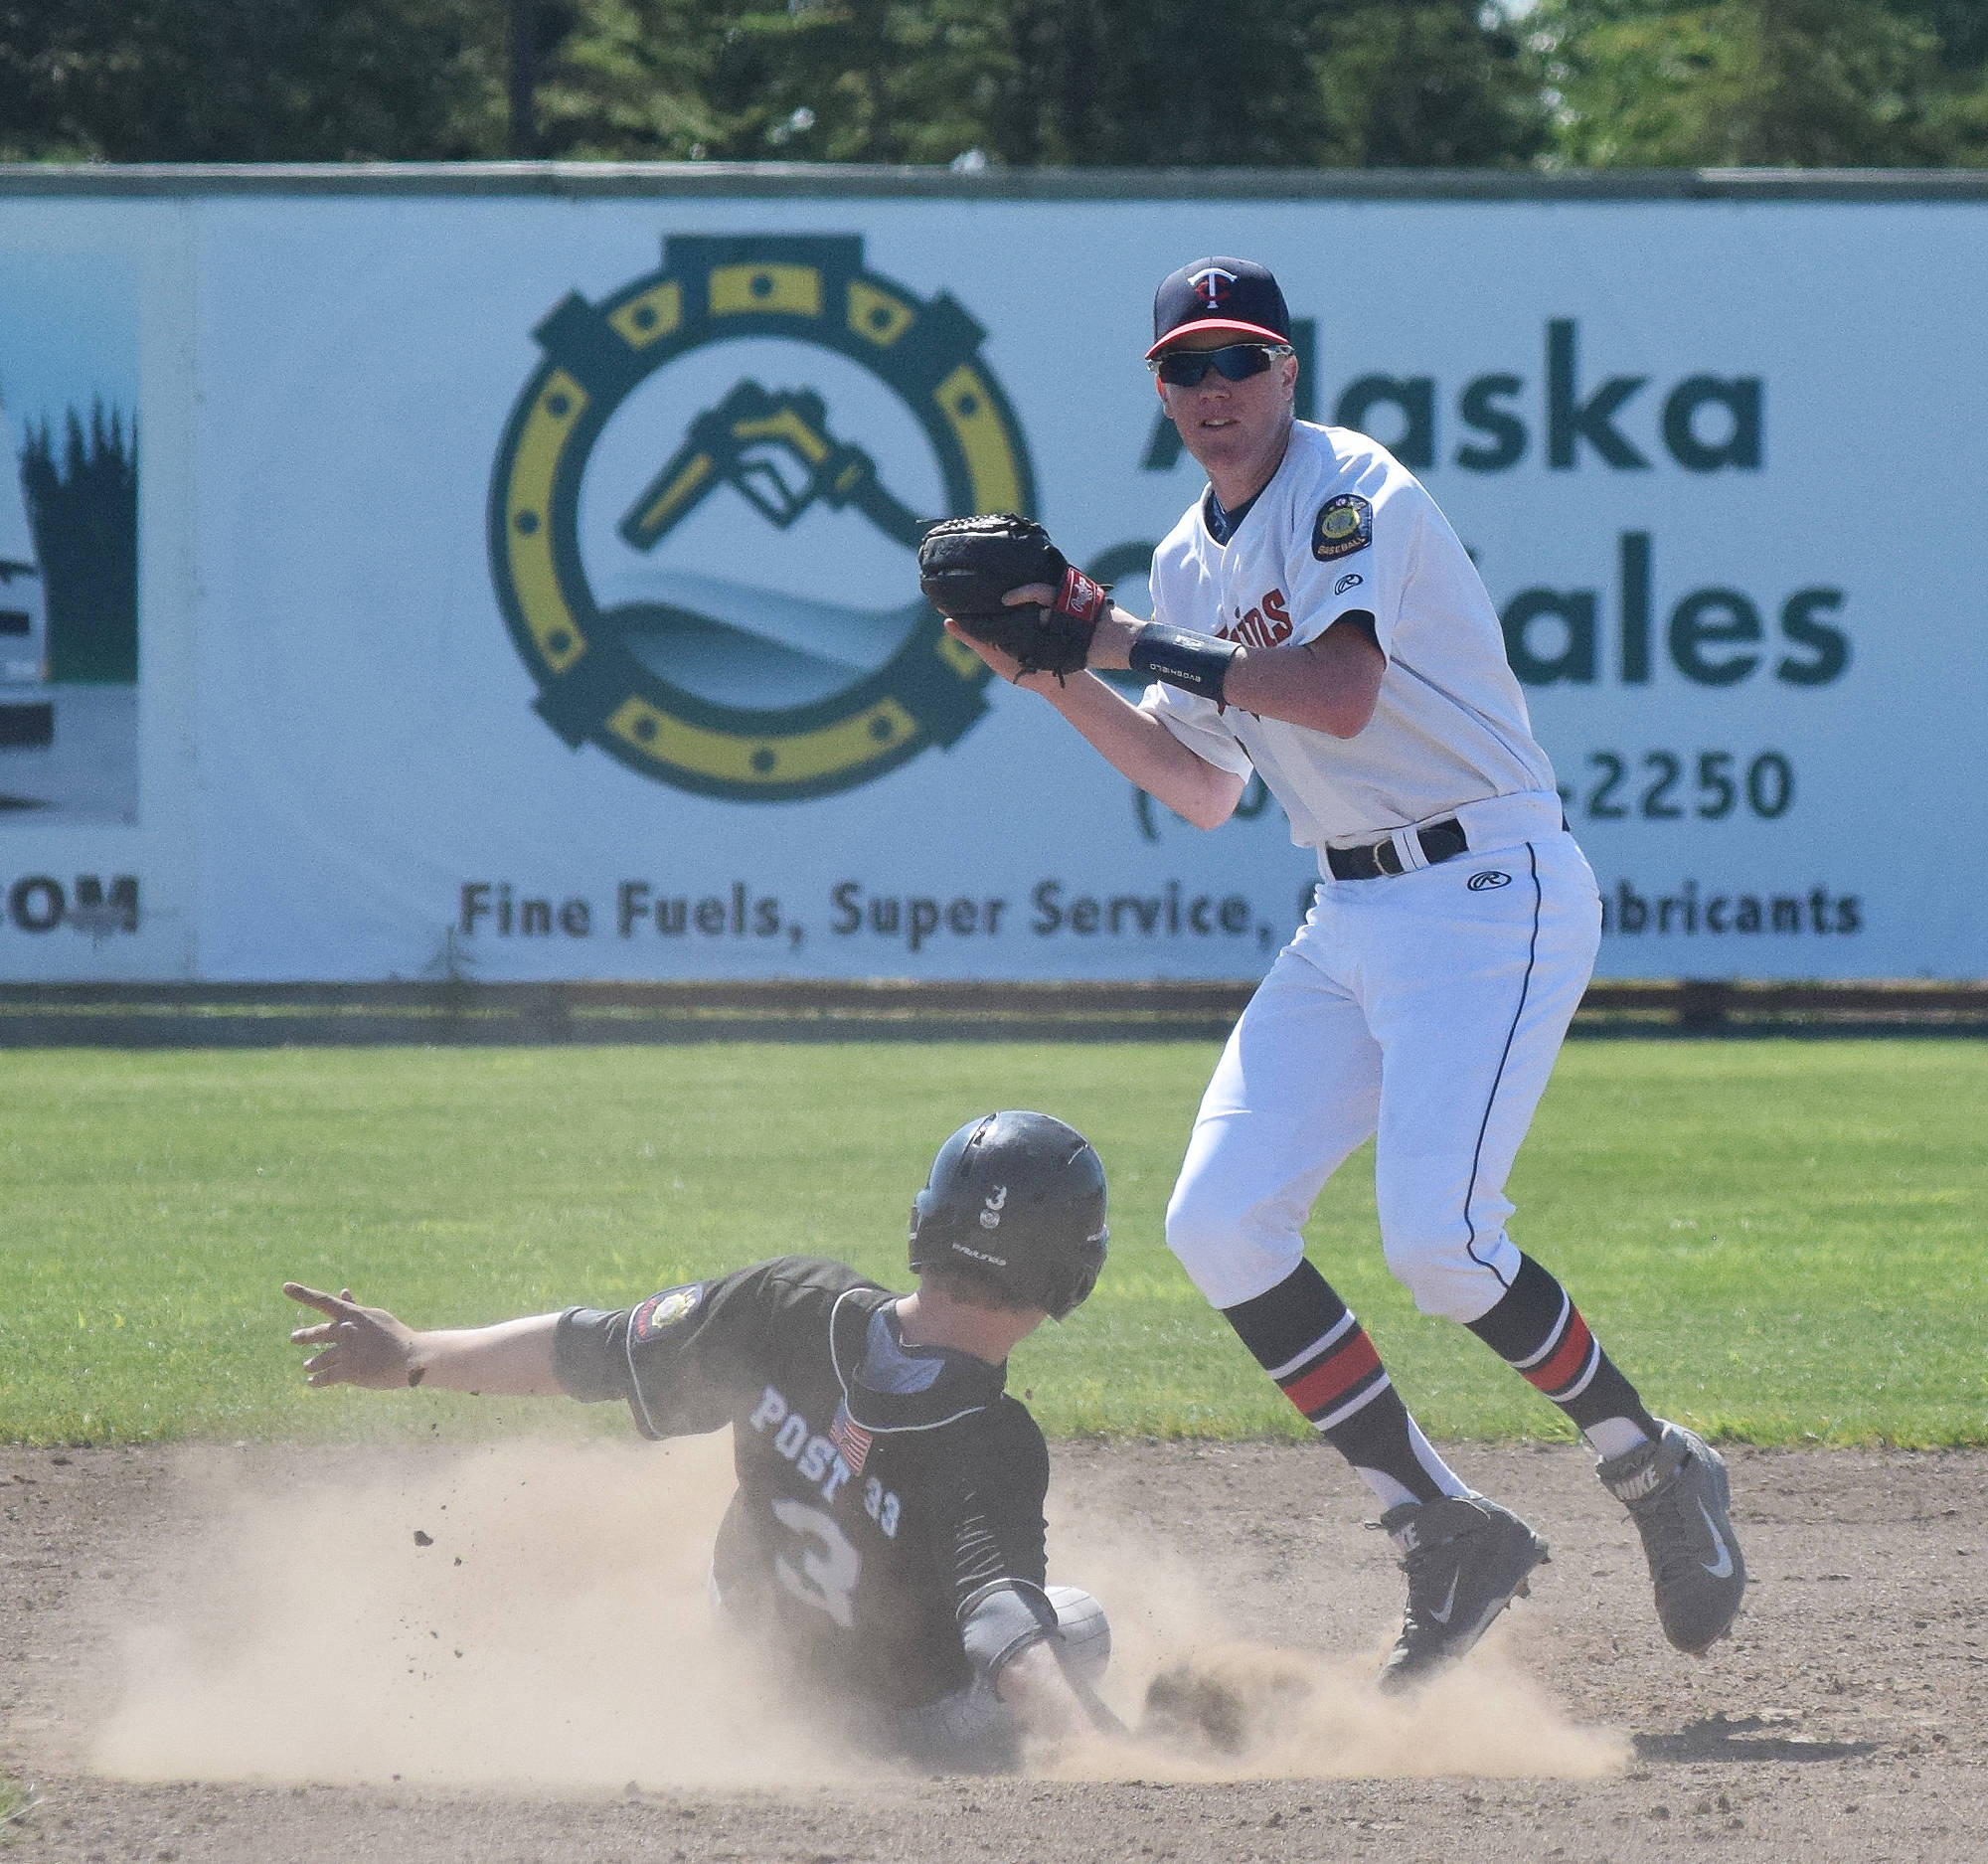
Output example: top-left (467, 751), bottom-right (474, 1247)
top-left (1166, 829), bottom-right (1602, 1323)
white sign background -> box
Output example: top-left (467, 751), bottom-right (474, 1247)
top-left (2, 179), bottom-right (1983, 982)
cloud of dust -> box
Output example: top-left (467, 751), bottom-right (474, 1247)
top-left (92, 1438), bottom-right (1625, 1790)
top-left (91, 1436), bottom-right (844, 1790)
top-left (1042, 1503), bottom-right (1628, 1783)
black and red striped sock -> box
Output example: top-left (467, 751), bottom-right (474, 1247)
top-left (1466, 1254), bottom-right (1658, 1452)
top-left (1223, 1261), bottom-right (1463, 1507)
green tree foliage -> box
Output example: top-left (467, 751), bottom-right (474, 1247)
top-left (20, 404), bottom-right (137, 684)
top-left (1, 0), bottom-right (508, 161)
top-left (1528, 0), bottom-right (1986, 166)
top-left (0, 3), bottom-right (78, 158)
top-left (1313, 1), bottom-right (1549, 166)
top-left (2, 0), bottom-right (1985, 168)
top-left (531, 0), bottom-right (975, 162)
top-left (981, 0), bottom-right (1328, 167)
top-left (1889, 0), bottom-right (1988, 159)
top-left (538, 0), bottom-right (1331, 168)
top-left (0, 0), bottom-right (1547, 168)
top-left (716, 0), bottom-right (1010, 164)
top-left (532, 0), bottom-right (727, 158)
top-left (1883, 0), bottom-right (1988, 75)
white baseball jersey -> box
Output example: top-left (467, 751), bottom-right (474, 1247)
top-left (1144, 421), bottom-right (1559, 855)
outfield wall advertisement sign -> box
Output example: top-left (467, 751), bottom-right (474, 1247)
top-left (0, 203), bottom-right (192, 981)
top-left (1, 178), bottom-right (1983, 982)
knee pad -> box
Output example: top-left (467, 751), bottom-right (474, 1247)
top-left (1047, 1583), bottom-right (1111, 1689)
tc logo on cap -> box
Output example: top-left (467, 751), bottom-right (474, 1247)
top-left (1189, 266), bottom-right (1239, 310)
top-left (1149, 256), bottom-right (1291, 359)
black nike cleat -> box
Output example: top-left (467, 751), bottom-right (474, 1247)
top-left (1599, 1422), bottom-right (1746, 1655)
top-left (1375, 1493), bottom-right (1550, 1693)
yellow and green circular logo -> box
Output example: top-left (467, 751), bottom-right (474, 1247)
top-left (488, 234), bottom-right (1035, 801)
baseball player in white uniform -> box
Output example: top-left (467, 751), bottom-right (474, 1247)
top-left (938, 256), bottom-right (1746, 1689)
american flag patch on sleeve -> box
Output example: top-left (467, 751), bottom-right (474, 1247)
top-left (828, 1399), bottom-right (873, 1475)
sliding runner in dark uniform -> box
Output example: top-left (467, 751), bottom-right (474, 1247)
top-left (285, 1110), bottom-right (1116, 1769)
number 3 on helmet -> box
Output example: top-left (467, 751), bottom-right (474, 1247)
top-left (907, 1111), bottom-right (1108, 1320)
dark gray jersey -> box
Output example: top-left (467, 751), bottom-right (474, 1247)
top-left (555, 1256), bottom-right (1051, 1711)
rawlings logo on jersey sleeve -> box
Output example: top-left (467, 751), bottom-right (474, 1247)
top-left (1311, 493), bottom-right (1374, 562)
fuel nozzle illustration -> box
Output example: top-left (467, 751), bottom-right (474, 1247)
top-left (618, 380), bottom-right (931, 553)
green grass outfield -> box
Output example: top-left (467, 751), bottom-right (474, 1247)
top-left (1, 1041), bottom-right (1983, 1447)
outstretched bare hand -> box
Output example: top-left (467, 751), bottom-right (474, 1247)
top-left (283, 1282), bottom-right (424, 1389)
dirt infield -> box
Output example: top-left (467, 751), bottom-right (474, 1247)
top-left (3, 1437), bottom-right (1981, 1863)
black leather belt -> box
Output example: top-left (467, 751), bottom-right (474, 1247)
top-left (1326, 817), bottom-right (1468, 881)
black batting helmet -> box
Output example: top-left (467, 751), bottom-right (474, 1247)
top-left (908, 1111), bottom-right (1108, 1320)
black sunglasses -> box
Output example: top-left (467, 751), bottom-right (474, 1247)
top-left (1149, 342), bottom-right (1291, 387)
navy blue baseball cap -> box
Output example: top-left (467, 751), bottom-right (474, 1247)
top-left (1147, 257), bottom-right (1291, 360)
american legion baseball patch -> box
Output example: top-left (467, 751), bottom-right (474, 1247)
top-left (631, 1282), bottom-right (703, 1341)
top-left (1311, 493), bottom-right (1374, 562)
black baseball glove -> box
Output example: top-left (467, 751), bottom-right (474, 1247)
top-left (916, 513), bottom-right (1109, 679)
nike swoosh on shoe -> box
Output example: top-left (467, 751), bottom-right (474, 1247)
top-left (1426, 1571), bottom-right (1462, 1624)
top-left (1697, 1500), bottom-right (1736, 1579)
